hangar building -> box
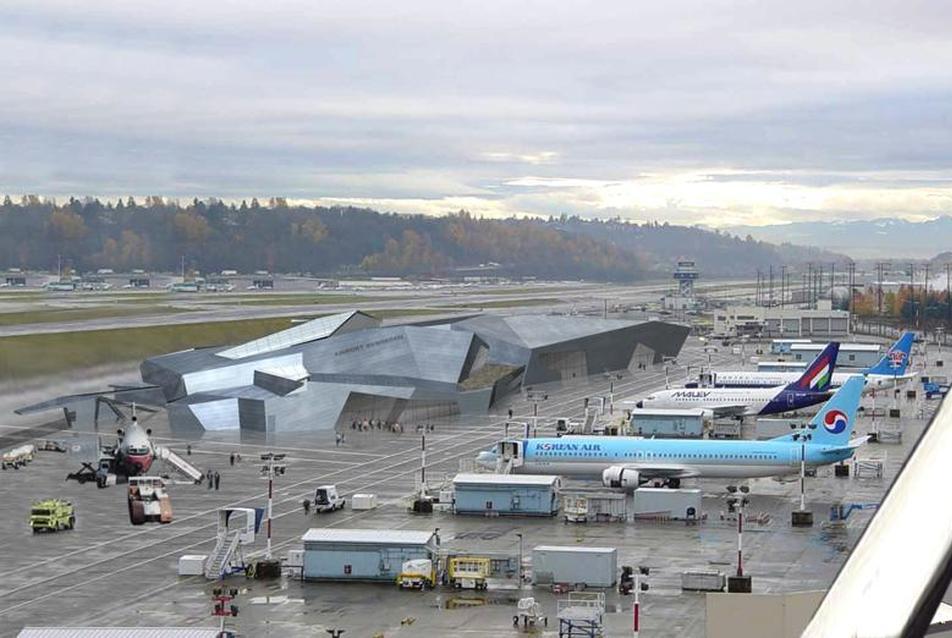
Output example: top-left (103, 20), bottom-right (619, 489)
top-left (132, 310), bottom-right (688, 433)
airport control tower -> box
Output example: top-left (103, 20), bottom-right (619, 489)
top-left (673, 259), bottom-right (699, 297)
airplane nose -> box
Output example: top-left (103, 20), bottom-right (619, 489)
top-left (635, 401), bottom-right (644, 408)
top-left (475, 451), bottom-right (496, 468)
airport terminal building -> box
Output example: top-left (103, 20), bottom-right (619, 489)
top-left (139, 311), bottom-right (689, 433)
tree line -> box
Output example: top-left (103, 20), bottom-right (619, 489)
top-left (0, 196), bottom-right (835, 281)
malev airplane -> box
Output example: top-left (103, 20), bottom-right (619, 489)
top-left (632, 342), bottom-right (839, 418)
top-left (696, 332), bottom-right (915, 393)
top-left (477, 375), bottom-right (866, 488)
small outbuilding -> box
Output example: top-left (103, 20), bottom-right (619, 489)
top-left (301, 528), bottom-right (439, 582)
top-left (452, 473), bottom-right (561, 517)
top-left (628, 408), bottom-right (705, 438)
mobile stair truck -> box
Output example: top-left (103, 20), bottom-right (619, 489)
top-left (447, 556), bottom-right (491, 590)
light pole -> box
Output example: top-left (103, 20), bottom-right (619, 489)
top-left (526, 389), bottom-right (548, 437)
top-left (515, 532), bottom-right (524, 586)
top-left (259, 452), bottom-right (287, 560)
top-left (726, 485), bottom-right (752, 592)
top-left (790, 422), bottom-right (817, 527)
top-left (632, 565), bottom-right (650, 638)
top-left (604, 372), bottom-right (623, 415)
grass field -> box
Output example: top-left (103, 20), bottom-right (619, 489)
top-left (453, 297), bottom-right (556, 309)
top-left (0, 305), bottom-right (188, 327)
top-left (0, 308), bottom-right (453, 380)
top-left (204, 294), bottom-right (389, 306)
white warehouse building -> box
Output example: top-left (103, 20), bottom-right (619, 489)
top-left (713, 302), bottom-right (849, 339)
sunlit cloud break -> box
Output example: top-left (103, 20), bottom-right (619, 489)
top-left (2, 0), bottom-right (952, 227)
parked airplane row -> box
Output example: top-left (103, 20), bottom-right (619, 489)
top-left (692, 332), bottom-right (915, 392)
top-left (478, 375), bottom-right (867, 488)
top-left (633, 342), bottom-right (841, 418)
top-left (478, 335), bottom-right (912, 485)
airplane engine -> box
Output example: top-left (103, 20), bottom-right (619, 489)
top-left (602, 466), bottom-right (640, 491)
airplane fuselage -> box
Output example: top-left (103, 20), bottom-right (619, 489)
top-left (639, 386), bottom-right (830, 416)
top-left (706, 370), bottom-right (909, 392)
top-left (510, 436), bottom-right (854, 480)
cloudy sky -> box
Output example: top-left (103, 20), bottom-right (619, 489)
top-left (2, 0), bottom-right (952, 226)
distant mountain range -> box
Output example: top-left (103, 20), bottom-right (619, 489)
top-left (726, 216), bottom-right (952, 260)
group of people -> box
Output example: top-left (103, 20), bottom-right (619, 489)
top-left (349, 418), bottom-right (436, 435)
top-left (205, 469), bottom-right (221, 490)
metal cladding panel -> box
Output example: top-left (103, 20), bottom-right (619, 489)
top-left (302, 326), bottom-right (473, 384)
top-left (182, 353), bottom-right (303, 395)
top-left (219, 311), bottom-right (378, 359)
top-left (188, 398), bottom-right (240, 431)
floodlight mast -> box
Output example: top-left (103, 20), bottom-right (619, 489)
top-left (259, 452), bottom-right (286, 560)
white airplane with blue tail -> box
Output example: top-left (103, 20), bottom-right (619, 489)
top-left (477, 375), bottom-right (867, 489)
top-left (698, 332), bottom-right (915, 393)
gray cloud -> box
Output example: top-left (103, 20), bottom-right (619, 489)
top-left (2, 0), bottom-right (952, 224)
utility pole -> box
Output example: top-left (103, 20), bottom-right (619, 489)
top-left (768, 264), bottom-right (774, 307)
top-left (791, 421), bottom-right (817, 526)
top-left (925, 264), bottom-right (931, 332)
top-left (910, 263), bottom-right (917, 329)
top-left (941, 262), bottom-right (952, 330)
top-left (632, 566), bottom-right (650, 638)
top-left (726, 485), bottom-right (752, 592)
top-left (830, 262), bottom-right (836, 305)
top-left (259, 452), bottom-right (287, 560)
top-left (780, 265), bottom-right (787, 308)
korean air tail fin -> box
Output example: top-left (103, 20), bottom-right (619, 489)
top-left (865, 331), bottom-right (914, 376)
top-left (805, 375), bottom-right (865, 446)
top-left (785, 342), bottom-right (839, 392)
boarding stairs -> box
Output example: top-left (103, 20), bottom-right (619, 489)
top-left (204, 530), bottom-right (243, 580)
top-left (156, 447), bottom-right (204, 483)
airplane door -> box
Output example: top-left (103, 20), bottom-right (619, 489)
top-left (499, 441), bottom-right (521, 462)
top-left (787, 392), bottom-right (797, 407)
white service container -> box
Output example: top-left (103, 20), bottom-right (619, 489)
top-left (178, 554), bottom-right (207, 576)
top-left (351, 493), bottom-right (378, 510)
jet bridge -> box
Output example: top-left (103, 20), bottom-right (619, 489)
top-left (495, 440), bottom-right (524, 474)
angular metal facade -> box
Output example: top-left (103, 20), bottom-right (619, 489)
top-left (138, 311), bottom-right (689, 433)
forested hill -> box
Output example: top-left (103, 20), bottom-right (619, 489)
top-left (0, 197), bottom-right (841, 281)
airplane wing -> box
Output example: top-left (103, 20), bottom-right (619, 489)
top-left (820, 435), bottom-right (870, 455)
top-left (707, 404), bottom-right (749, 418)
top-left (15, 391), bottom-right (117, 415)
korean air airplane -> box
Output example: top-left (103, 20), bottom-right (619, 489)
top-left (633, 342), bottom-right (839, 418)
top-left (477, 375), bottom-right (866, 488)
top-left (700, 332), bottom-right (915, 393)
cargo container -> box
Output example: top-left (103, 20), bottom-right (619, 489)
top-left (178, 554), bottom-right (207, 576)
top-left (681, 570), bottom-right (725, 592)
top-left (532, 546), bottom-right (617, 588)
top-left (561, 492), bottom-right (627, 523)
top-left (351, 493), bottom-right (378, 510)
top-left (632, 488), bottom-right (701, 520)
